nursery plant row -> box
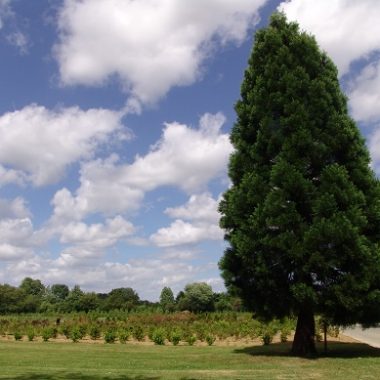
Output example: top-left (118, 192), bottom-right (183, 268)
top-left (0, 311), bottom-right (340, 346)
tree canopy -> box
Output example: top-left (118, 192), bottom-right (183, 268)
top-left (50, 284), bottom-right (70, 301)
top-left (178, 282), bottom-right (215, 313)
top-left (19, 277), bottom-right (45, 296)
top-left (159, 286), bottom-right (175, 312)
top-left (0, 279), bottom-right (234, 315)
top-left (105, 287), bottom-right (140, 311)
top-left (219, 13), bottom-right (380, 355)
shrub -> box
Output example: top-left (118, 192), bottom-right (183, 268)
top-left (195, 324), bottom-right (206, 342)
top-left (249, 320), bottom-right (263, 339)
top-left (260, 320), bottom-right (280, 345)
top-left (147, 326), bottom-right (155, 341)
top-left (50, 327), bottom-right (58, 339)
top-left (118, 329), bottom-right (130, 344)
top-left (261, 330), bottom-right (274, 345)
top-left (89, 325), bottom-right (101, 340)
top-left (60, 324), bottom-right (71, 339)
top-left (215, 320), bottom-right (231, 340)
top-left (315, 317), bottom-right (325, 342)
top-left (206, 334), bottom-right (216, 346)
top-left (165, 327), bottom-right (173, 342)
top-left (152, 328), bottom-right (166, 345)
top-left (328, 325), bottom-right (340, 338)
top-left (14, 332), bottom-right (23, 341)
top-left (104, 329), bottom-right (116, 343)
top-left (186, 335), bottom-right (197, 346)
top-left (280, 327), bottom-right (291, 343)
top-left (132, 325), bottom-right (145, 341)
top-left (42, 328), bottom-right (52, 342)
top-left (70, 327), bottom-right (82, 343)
top-left (171, 330), bottom-right (181, 346)
top-left (78, 325), bottom-right (87, 339)
top-left (27, 329), bottom-right (35, 342)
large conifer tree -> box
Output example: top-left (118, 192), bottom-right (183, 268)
top-left (219, 13), bottom-right (380, 355)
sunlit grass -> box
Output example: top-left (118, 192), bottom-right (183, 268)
top-left (0, 340), bottom-right (380, 379)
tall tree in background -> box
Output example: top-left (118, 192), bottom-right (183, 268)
top-left (159, 287), bottom-right (175, 312)
top-left (50, 284), bottom-right (69, 301)
top-left (19, 277), bottom-right (45, 296)
top-left (179, 283), bottom-right (215, 313)
top-left (105, 287), bottom-right (140, 311)
top-left (219, 13), bottom-right (380, 355)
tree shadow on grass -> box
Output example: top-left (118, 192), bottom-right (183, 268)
top-left (1, 374), bottom-right (160, 380)
top-left (233, 341), bottom-right (380, 359)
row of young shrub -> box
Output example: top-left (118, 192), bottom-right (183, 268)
top-left (2, 312), bottom-right (341, 346)
top-left (1, 312), bottom-right (294, 341)
top-left (10, 326), bottom-right (210, 346)
top-left (8, 323), bottom-right (338, 347)
top-left (7, 324), bottom-right (292, 346)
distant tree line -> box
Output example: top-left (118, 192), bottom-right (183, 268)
top-left (0, 278), bottom-right (243, 314)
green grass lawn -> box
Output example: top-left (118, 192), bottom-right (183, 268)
top-left (0, 340), bottom-right (380, 380)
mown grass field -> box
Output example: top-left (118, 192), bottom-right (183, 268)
top-left (0, 340), bottom-right (380, 380)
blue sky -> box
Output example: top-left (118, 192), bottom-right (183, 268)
top-left (0, 0), bottom-right (379, 300)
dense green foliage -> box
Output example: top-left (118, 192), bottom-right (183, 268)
top-left (0, 285), bottom-right (33, 314)
top-left (19, 278), bottom-right (45, 297)
top-left (159, 287), bottom-right (175, 313)
top-left (50, 284), bottom-right (69, 301)
top-left (0, 282), bottom-right (143, 314)
top-left (178, 283), bottom-right (215, 313)
top-left (219, 13), bottom-right (380, 354)
top-left (0, 311), bottom-right (296, 346)
top-left (0, 278), bottom-right (240, 315)
top-left (104, 288), bottom-right (140, 311)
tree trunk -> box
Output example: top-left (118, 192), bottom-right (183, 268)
top-left (291, 308), bottom-right (317, 356)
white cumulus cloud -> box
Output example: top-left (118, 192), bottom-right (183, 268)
top-left (349, 61), bottom-right (380, 122)
top-left (52, 113), bottom-right (233, 219)
top-left (2, 255), bottom-right (198, 299)
top-left (279, 0), bottom-right (380, 170)
top-left (279, 0), bottom-right (380, 76)
top-left (0, 217), bottom-right (34, 260)
top-left (369, 129), bottom-right (380, 175)
top-left (0, 244), bottom-right (32, 261)
top-left (55, 0), bottom-right (267, 105)
top-left (0, 104), bottom-right (129, 186)
top-left (150, 192), bottom-right (223, 247)
top-left (60, 215), bottom-right (135, 249)
top-left (165, 192), bottom-right (221, 223)
top-left (150, 219), bottom-right (223, 247)
top-left (0, 197), bottom-right (30, 219)
top-left (125, 113), bottom-right (231, 192)
top-left (0, 218), bottom-right (33, 245)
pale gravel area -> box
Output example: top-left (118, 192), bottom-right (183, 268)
top-left (343, 325), bottom-right (380, 348)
